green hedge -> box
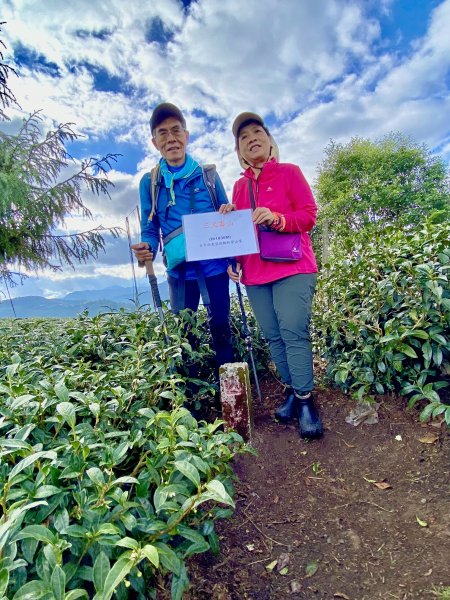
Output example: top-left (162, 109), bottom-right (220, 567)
top-left (314, 219), bottom-right (450, 424)
top-left (0, 310), bottom-right (252, 600)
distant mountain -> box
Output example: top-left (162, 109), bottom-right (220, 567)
top-left (0, 282), bottom-right (170, 319)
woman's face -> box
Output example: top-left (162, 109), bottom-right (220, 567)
top-left (238, 122), bottom-right (271, 166)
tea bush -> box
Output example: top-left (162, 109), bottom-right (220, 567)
top-left (0, 309), bottom-right (255, 600)
top-left (314, 219), bottom-right (450, 424)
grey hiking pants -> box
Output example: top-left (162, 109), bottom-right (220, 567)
top-left (245, 273), bottom-right (317, 394)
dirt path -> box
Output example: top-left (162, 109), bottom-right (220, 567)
top-left (188, 380), bottom-right (450, 600)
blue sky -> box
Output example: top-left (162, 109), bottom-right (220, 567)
top-left (1, 0), bottom-right (450, 299)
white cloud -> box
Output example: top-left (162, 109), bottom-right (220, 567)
top-left (2, 0), bottom-right (450, 298)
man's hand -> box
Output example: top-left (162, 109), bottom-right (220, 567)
top-left (131, 242), bottom-right (154, 266)
top-left (219, 203), bottom-right (236, 214)
top-left (227, 261), bottom-right (242, 283)
top-left (252, 207), bottom-right (275, 226)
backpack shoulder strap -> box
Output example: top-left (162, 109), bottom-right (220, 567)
top-left (148, 164), bottom-right (162, 222)
top-left (202, 163), bottom-right (218, 211)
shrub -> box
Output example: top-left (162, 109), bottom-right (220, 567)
top-left (0, 310), bottom-right (251, 599)
top-left (314, 219), bottom-right (450, 424)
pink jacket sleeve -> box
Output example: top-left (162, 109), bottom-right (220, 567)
top-left (283, 165), bottom-right (317, 233)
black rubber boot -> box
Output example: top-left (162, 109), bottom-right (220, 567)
top-left (275, 387), bottom-right (297, 422)
top-left (296, 392), bottom-right (323, 439)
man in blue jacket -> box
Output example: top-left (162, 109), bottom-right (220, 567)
top-left (132, 102), bottom-right (234, 369)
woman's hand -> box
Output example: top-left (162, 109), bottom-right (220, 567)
top-left (252, 207), bottom-right (275, 226)
top-left (227, 261), bottom-right (242, 283)
top-left (219, 203), bottom-right (236, 214)
top-left (131, 242), bottom-right (154, 266)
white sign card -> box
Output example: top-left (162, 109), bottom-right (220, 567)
top-left (182, 209), bottom-right (259, 262)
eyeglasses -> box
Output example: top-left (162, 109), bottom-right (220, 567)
top-left (154, 125), bottom-right (185, 141)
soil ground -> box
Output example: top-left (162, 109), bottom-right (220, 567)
top-left (185, 376), bottom-right (450, 600)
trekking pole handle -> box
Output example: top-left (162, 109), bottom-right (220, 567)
top-left (229, 258), bottom-right (241, 279)
top-left (144, 247), bottom-right (163, 312)
top-left (142, 244), bottom-right (154, 276)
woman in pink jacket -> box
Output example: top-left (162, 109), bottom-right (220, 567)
top-left (228, 112), bottom-right (323, 439)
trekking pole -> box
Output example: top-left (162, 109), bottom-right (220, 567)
top-left (135, 206), bottom-right (168, 339)
top-left (231, 262), bottom-right (262, 402)
top-left (143, 255), bottom-right (172, 349)
top-left (145, 253), bottom-right (164, 325)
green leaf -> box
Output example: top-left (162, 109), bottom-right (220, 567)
top-left (305, 559), bottom-right (319, 578)
top-left (101, 557), bottom-right (133, 600)
top-left (153, 487), bottom-right (169, 513)
top-left (86, 467), bottom-right (105, 486)
top-left (170, 563), bottom-right (189, 600)
top-left (422, 342), bottom-right (432, 362)
top-left (404, 329), bottom-right (429, 340)
top-left (430, 332), bottom-right (447, 345)
top-left (8, 450), bottom-right (56, 481)
top-left (0, 439), bottom-right (32, 451)
top-left (420, 403), bottom-right (436, 422)
top-left (0, 568), bottom-right (9, 597)
top-left (96, 523), bottom-right (120, 536)
top-left (64, 591), bottom-right (89, 600)
top-left (265, 560), bottom-right (277, 572)
top-left (13, 525), bottom-right (56, 545)
top-left (205, 480), bottom-right (235, 507)
top-left (51, 565), bottom-right (66, 600)
top-left (208, 530), bottom-right (220, 556)
top-left (55, 381), bottom-right (69, 403)
top-left (407, 393), bottom-right (423, 409)
top-left (111, 442), bottom-right (129, 465)
top-left (432, 346), bottom-right (443, 366)
top-left (53, 509), bottom-right (70, 534)
top-left (397, 343), bottom-right (418, 358)
top-left (115, 537), bottom-right (139, 550)
top-left (154, 543), bottom-right (182, 576)
top-left (89, 403), bottom-right (101, 418)
top-left (173, 460), bottom-right (200, 488)
top-left (12, 579), bottom-right (51, 600)
top-left (445, 407), bottom-right (450, 426)
top-left (21, 537), bottom-right (39, 563)
top-left (141, 544), bottom-right (159, 568)
top-left (416, 516), bottom-right (428, 527)
top-left (56, 402), bottom-right (76, 429)
top-left (176, 425), bottom-right (189, 441)
top-left (63, 525), bottom-right (88, 538)
top-left (110, 476), bottom-right (139, 487)
top-left (93, 552), bottom-right (110, 593)
top-left (63, 562), bottom-right (78, 585)
top-left (35, 485), bottom-right (62, 499)
top-left (377, 361), bottom-right (386, 373)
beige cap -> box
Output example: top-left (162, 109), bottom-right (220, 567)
top-left (232, 112), bottom-right (279, 168)
top-left (232, 112), bottom-right (265, 139)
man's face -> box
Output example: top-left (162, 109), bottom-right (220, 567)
top-left (152, 116), bottom-right (189, 166)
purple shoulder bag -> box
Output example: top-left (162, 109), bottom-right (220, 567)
top-left (248, 180), bottom-right (302, 262)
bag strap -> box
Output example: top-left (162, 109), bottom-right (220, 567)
top-left (173, 264), bottom-right (211, 314)
top-left (148, 164), bottom-right (162, 222)
top-left (203, 164), bottom-right (218, 210)
top-left (247, 178), bottom-right (256, 210)
top-left (189, 181), bottom-right (196, 213)
top-left (162, 226), bottom-right (183, 245)
top-left (194, 264), bottom-right (211, 311)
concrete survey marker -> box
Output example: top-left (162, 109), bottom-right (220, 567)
top-left (219, 362), bottom-right (254, 443)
